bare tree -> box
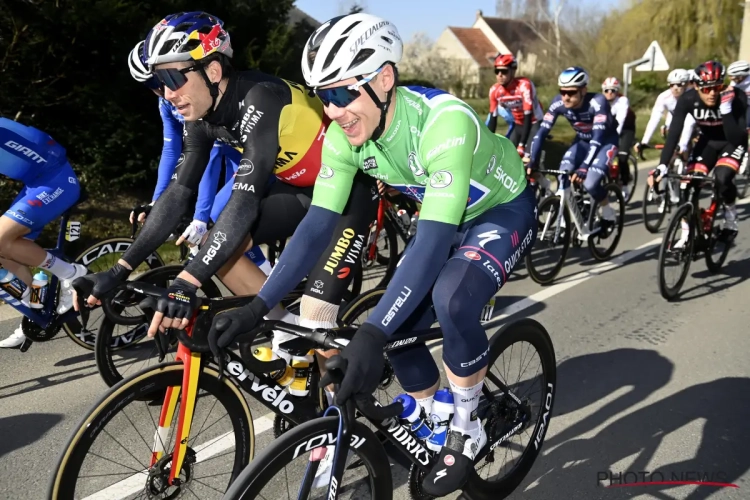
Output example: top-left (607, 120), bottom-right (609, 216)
top-left (521, 0), bottom-right (566, 60)
top-left (338, 0), bottom-right (366, 15)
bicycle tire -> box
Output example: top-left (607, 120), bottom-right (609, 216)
top-left (704, 210), bottom-right (732, 273)
top-left (525, 195), bottom-right (570, 285)
top-left (588, 183), bottom-right (625, 261)
top-left (49, 363), bottom-right (254, 500)
top-left (94, 265), bottom-right (223, 387)
top-left (626, 154), bottom-right (638, 204)
top-left (642, 183), bottom-right (668, 233)
top-left (61, 237), bottom-right (165, 350)
top-left (222, 417), bottom-right (392, 500)
top-left (466, 318), bottom-right (556, 499)
top-left (658, 204), bottom-right (694, 300)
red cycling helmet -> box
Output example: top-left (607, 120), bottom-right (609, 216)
top-left (494, 53), bottom-right (517, 69)
top-left (694, 60), bottom-right (725, 87)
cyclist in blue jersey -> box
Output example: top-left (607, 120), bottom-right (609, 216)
top-left (527, 66), bottom-right (619, 223)
top-left (127, 39), bottom-right (272, 273)
top-left (0, 119), bottom-right (88, 347)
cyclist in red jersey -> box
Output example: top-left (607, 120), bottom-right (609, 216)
top-left (487, 53), bottom-right (544, 157)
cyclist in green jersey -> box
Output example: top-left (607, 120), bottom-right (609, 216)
top-left (207, 13), bottom-right (538, 495)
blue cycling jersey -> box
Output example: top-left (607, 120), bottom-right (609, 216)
top-left (0, 118), bottom-right (67, 185)
top-left (154, 98), bottom-right (241, 222)
top-left (529, 92), bottom-right (618, 166)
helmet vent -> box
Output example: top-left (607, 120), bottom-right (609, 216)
top-left (323, 38), bottom-right (347, 70)
top-left (348, 49), bottom-right (374, 72)
top-left (341, 21), bottom-right (361, 35)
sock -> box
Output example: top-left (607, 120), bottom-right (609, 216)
top-left (448, 380), bottom-right (483, 439)
top-left (299, 317), bottom-right (337, 330)
top-left (725, 204), bottom-right (737, 221)
top-left (258, 259), bottom-right (273, 276)
top-left (38, 252), bottom-right (76, 279)
top-left (325, 390), bottom-right (335, 406)
top-left (415, 395), bottom-right (434, 417)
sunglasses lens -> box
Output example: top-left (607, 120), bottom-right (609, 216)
top-left (495, 68), bottom-right (509, 75)
top-left (316, 86), bottom-right (361, 107)
top-left (154, 68), bottom-right (189, 92)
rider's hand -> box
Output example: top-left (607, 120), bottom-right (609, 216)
top-left (72, 262), bottom-right (131, 311)
top-left (129, 202), bottom-right (154, 225)
top-left (207, 298), bottom-right (270, 355)
top-left (376, 180), bottom-right (386, 196)
top-left (652, 163), bottom-right (669, 184)
top-left (720, 87), bottom-right (735, 115)
top-left (516, 144), bottom-right (525, 157)
top-left (634, 142), bottom-right (642, 154)
top-left (147, 277), bottom-right (200, 337)
top-left (571, 167), bottom-right (587, 184)
top-left (176, 219), bottom-right (208, 247)
top-left (659, 125), bottom-right (668, 138)
top-left (319, 324), bottom-right (387, 406)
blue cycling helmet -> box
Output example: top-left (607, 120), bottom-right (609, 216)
top-left (128, 40), bottom-right (161, 91)
top-left (558, 66), bottom-right (589, 88)
top-left (144, 11), bottom-right (233, 66)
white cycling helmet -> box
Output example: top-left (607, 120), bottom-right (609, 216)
top-left (727, 60), bottom-right (750, 77)
top-left (128, 41), bottom-right (151, 82)
top-left (667, 69), bottom-right (689, 85)
top-left (558, 66), bottom-right (589, 88)
top-left (301, 13), bottom-right (403, 88)
top-left (601, 76), bottom-right (620, 91)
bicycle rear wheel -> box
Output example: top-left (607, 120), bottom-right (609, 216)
top-left (658, 205), bottom-right (694, 300)
top-left (49, 363), bottom-right (253, 500)
top-left (705, 206), bottom-right (732, 273)
top-left (588, 183), bottom-right (625, 261)
top-left (222, 417), bottom-right (391, 500)
top-left (625, 154), bottom-right (638, 203)
top-left (525, 195), bottom-right (570, 285)
top-left (642, 182), bottom-right (669, 233)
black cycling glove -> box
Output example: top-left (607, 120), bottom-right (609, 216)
top-left (155, 277), bottom-right (200, 324)
top-left (320, 323), bottom-right (387, 405)
top-left (208, 298), bottom-right (270, 362)
top-left (72, 262), bottom-right (131, 307)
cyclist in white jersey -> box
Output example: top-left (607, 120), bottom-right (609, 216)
top-left (728, 60), bottom-right (750, 174)
top-left (635, 69), bottom-right (695, 156)
top-left (601, 77), bottom-right (636, 198)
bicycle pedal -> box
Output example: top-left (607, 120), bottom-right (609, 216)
top-left (19, 338), bottom-right (33, 353)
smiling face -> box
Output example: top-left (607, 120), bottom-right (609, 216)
top-left (318, 64), bottom-right (397, 147)
top-left (157, 59), bottom-right (223, 121)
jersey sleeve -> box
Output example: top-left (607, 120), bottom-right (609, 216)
top-left (416, 105), bottom-right (478, 225)
top-left (153, 99), bottom-right (184, 201)
top-left (614, 96), bottom-right (629, 135)
top-left (488, 85), bottom-right (498, 116)
top-left (677, 113), bottom-right (695, 151)
top-left (529, 97), bottom-right (560, 164)
top-left (310, 123), bottom-right (358, 214)
top-left (659, 93), bottom-right (690, 165)
top-left (520, 79), bottom-right (534, 114)
top-left (642, 92), bottom-right (667, 145)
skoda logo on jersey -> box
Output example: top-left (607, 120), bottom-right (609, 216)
top-left (486, 155), bottom-right (497, 175)
top-left (236, 159), bottom-right (254, 177)
top-left (319, 165), bottom-right (334, 179)
top-left (430, 171), bottom-right (453, 189)
top-left (408, 152), bottom-right (425, 177)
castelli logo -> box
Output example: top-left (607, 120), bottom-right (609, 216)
top-left (464, 251), bottom-right (481, 261)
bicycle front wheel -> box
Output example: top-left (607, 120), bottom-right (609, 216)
top-left (588, 183), bottom-right (625, 261)
top-left (525, 195), bottom-right (570, 285)
top-left (658, 204), bottom-right (694, 300)
top-left (223, 417), bottom-right (392, 500)
top-left (50, 363), bottom-right (254, 500)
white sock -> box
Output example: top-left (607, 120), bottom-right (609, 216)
top-left (415, 395), bottom-right (434, 417)
top-left (449, 380), bottom-right (483, 439)
top-left (299, 317), bottom-right (337, 330)
top-left (325, 390), bottom-right (335, 406)
top-left (725, 204), bottom-right (737, 221)
top-left (38, 252), bottom-right (76, 279)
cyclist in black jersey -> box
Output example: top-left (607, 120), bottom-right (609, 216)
top-left (74, 12), bottom-right (377, 367)
top-left (653, 60), bottom-right (747, 240)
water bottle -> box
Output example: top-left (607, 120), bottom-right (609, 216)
top-left (426, 388), bottom-right (455, 452)
top-left (407, 211), bottom-right (420, 237)
top-left (287, 349), bottom-right (314, 397)
top-left (394, 394), bottom-right (433, 441)
top-left (0, 269), bottom-right (27, 300)
top-left (30, 271), bottom-right (49, 309)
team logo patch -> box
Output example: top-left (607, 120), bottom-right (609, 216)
top-left (237, 159), bottom-right (254, 176)
top-left (430, 171), bottom-right (453, 188)
top-left (363, 156), bottom-right (378, 171)
top-left (593, 115), bottom-right (607, 123)
top-left (319, 165), bottom-right (334, 178)
top-left (464, 251), bottom-right (481, 261)
top-left (444, 454), bottom-right (455, 466)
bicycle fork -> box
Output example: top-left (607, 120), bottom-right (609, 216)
top-left (150, 318), bottom-right (201, 486)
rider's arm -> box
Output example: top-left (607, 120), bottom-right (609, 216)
top-left (659, 94), bottom-right (689, 165)
top-left (120, 121), bottom-right (214, 269)
top-left (582, 94), bottom-right (610, 167)
top-left (256, 127), bottom-right (359, 308)
top-left (152, 99), bottom-right (183, 201)
top-left (192, 144), bottom-right (225, 223)
top-left (677, 114), bottom-right (695, 152)
top-left (519, 80), bottom-right (534, 145)
top-left (614, 96), bottom-right (629, 136)
top-left (641, 92), bottom-right (667, 144)
top-left (362, 109), bottom-right (480, 336)
top-left (487, 85), bottom-right (498, 133)
top-left (722, 88), bottom-right (748, 146)
top-left (181, 83), bottom-right (285, 285)
top-left (529, 98), bottom-right (560, 164)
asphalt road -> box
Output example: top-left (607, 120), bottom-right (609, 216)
top-left (2, 162), bottom-right (750, 499)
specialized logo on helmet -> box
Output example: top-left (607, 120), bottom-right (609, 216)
top-left (350, 21), bottom-right (389, 56)
top-left (190, 24), bottom-right (226, 59)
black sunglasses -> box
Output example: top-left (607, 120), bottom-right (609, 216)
top-left (495, 68), bottom-right (510, 75)
top-left (559, 89), bottom-right (579, 97)
top-left (670, 83), bottom-right (685, 89)
top-left (315, 67), bottom-right (383, 107)
top-left (154, 64), bottom-right (202, 92)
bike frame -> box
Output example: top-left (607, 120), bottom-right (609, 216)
top-left (537, 169), bottom-right (600, 244)
top-left (0, 210), bottom-right (78, 330)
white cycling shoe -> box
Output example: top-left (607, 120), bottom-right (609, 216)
top-left (0, 326), bottom-right (26, 348)
top-left (57, 264), bottom-right (89, 315)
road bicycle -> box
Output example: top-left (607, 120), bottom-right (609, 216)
top-left (0, 191), bottom-right (164, 353)
top-left (640, 144), bottom-right (685, 233)
top-left (221, 317), bottom-right (555, 500)
top-left (610, 148), bottom-right (639, 204)
top-left (50, 280), bottom-right (555, 499)
top-left (657, 172), bottom-right (733, 300)
top-left (525, 168), bottom-right (625, 285)
top-left (737, 150), bottom-right (750, 199)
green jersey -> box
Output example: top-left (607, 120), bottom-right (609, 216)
top-left (312, 86), bottom-right (527, 225)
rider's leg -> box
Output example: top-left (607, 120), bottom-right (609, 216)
top-left (422, 187), bottom-right (537, 496)
top-left (618, 129), bottom-right (635, 185)
top-left (583, 144), bottom-right (618, 220)
top-left (714, 149), bottom-right (742, 232)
